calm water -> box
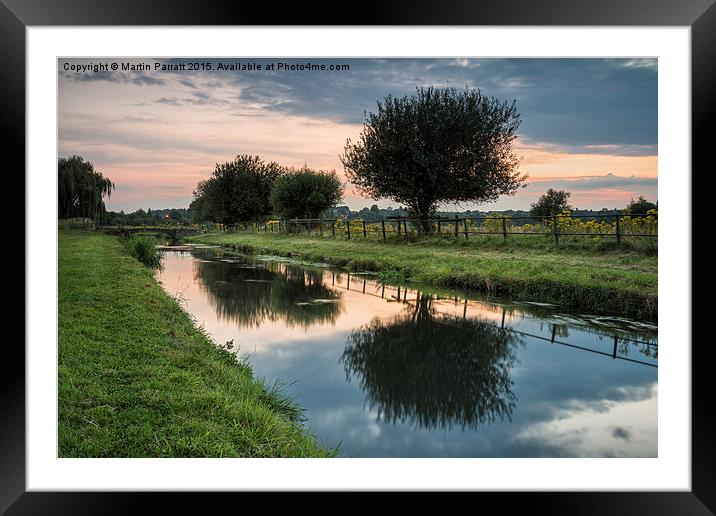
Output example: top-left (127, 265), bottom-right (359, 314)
top-left (156, 245), bottom-right (658, 458)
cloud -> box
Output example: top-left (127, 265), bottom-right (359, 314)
top-left (61, 57), bottom-right (657, 155)
top-left (526, 173), bottom-right (657, 192)
top-left (612, 427), bottom-right (631, 441)
top-left (619, 58), bottom-right (658, 70)
top-left (205, 58), bottom-right (658, 153)
top-left (60, 68), bottom-right (167, 86)
top-left (155, 97), bottom-right (183, 106)
top-left (154, 90), bottom-right (227, 107)
top-left (59, 69), bottom-right (122, 83)
top-left (579, 144), bottom-right (657, 157)
top-left (132, 74), bottom-right (166, 86)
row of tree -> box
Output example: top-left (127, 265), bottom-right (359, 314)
top-left (59, 86), bottom-right (656, 227)
top-left (530, 188), bottom-right (657, 217)
top-left (189, 155), bottom-right (344, 224)
top-left (104, 208), bottom-right (193, 226)
top-left (328, 201), bottom-right (654, 226)
top-left (188, 86), bottom-right (525, 229)
top-left (58, 152), bottom-right (656, 227)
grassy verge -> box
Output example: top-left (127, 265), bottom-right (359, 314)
top-left (187, 231), bottom-right (658, 321)
top-left (59, 230), bottom-right (335, 457)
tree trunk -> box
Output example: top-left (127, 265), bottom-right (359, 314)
top-left (419, 209), bottom-right (432, 234)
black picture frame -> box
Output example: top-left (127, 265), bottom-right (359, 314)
top-left (6, 0), bottom-right (713, 513)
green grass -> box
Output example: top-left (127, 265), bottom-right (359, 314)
top-left (122, 234), bottom-right (164, 268)
top-left (187, 231), bottom-right (658, 321)
top-left (59, 230), bottom-right (335, 457)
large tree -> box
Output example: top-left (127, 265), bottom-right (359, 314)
top-left (340, 86), bottom-right (526, 232)
top-left (58, 155), bottom-right (114, 222)
top-left (269, 166), bottom-right (343, 219)
top-left (191, 155), bottom-right (284, 223)
top-left (529, 188), bottom-right (573, 218)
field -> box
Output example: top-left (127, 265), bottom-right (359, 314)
top-left (58, 230), bottom-right (335, 457)
top-left (187, 231), bottom-right (658, 321)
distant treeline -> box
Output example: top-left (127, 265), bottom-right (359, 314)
top-left (104, 208), bottom-right (193, 226)
top-left (105, 204), bottom-right (651, 228)
top-left (327, 205), bottom-right (631, 226)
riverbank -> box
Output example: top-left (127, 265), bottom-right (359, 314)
top-left (58, 230), bottom-right (335, 457)
top-left (187, 232), bottom-right (658, 321)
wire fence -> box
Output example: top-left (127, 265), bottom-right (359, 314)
top-left (329, 271), bottom-right (657, 367)
top-left (223, 212), bottom-right (658, 245)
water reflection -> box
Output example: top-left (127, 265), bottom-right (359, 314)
top-left (341, 294), bottom-right (521, 430)
top-left (195, 257), bottom-right (343, 328)
top-left (156, 247), bottom-right (658, 457)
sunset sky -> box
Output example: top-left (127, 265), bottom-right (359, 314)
top-left (58, 58), bottom-right (657, 212)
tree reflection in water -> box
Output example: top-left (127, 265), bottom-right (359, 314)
top-left (341, 294), bottom-right (521, 431)
top-left (195, 257), bottom-right (343, 328)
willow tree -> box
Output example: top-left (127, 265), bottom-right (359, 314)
top-left (58, 156), bottom-right (115, 223)
top-left (341, 87), bottom-right (526, 232)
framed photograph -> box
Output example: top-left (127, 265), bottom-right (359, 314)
top-left (7, 0), bottom-right (713, 512)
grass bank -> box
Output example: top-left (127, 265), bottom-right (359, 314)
top-left (187, 232), bottom-right (658, 321)
top-left (59, 230), bottom-right (335, 457)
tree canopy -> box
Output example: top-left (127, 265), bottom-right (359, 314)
top-left (58, 155), bottom-right (114, 222)
top-left (340, 86), bottom-right (526, 231)
top-left (625, 196), bottom-right (657, 215)
top-left (529, 188), bottom-right (573, 218)
top-left (191, 155), bottom-right (284, 223)
top-left (269, 167), bottom-right (344, 219)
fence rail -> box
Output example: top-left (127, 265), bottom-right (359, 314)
top-left (329, 271), bottom-right (657, 367)
top-left (222, 212), bottom-right (658, 245)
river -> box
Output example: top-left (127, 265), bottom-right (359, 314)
top-left (156, 245), bottom-right (657, 458)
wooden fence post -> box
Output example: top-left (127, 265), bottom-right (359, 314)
top-left (454, 215), bottom-right (459, 238)
top-left (615, 214), bottom-right (621, 245)
top-left (332, 221), bottom-right (335, 238)
top-left (363, 220), bottom-right (367, 238)
top-left (613, 335), bottom-right (618, 358)
top-left (437, 219), bottom-right (441, 238)
top-left (347, 220), bottom-right (351, 240)
top-left (320, 220), bottom-right (323, 237)
top-left (502, 216), bottom-right (507, 241)
top-left (381, 220), bottom-right (386, 240)
top-left (553, 215), bottom-right (559, 245)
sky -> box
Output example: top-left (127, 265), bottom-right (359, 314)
top-left (58, 58), bottom-right (658, 212)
